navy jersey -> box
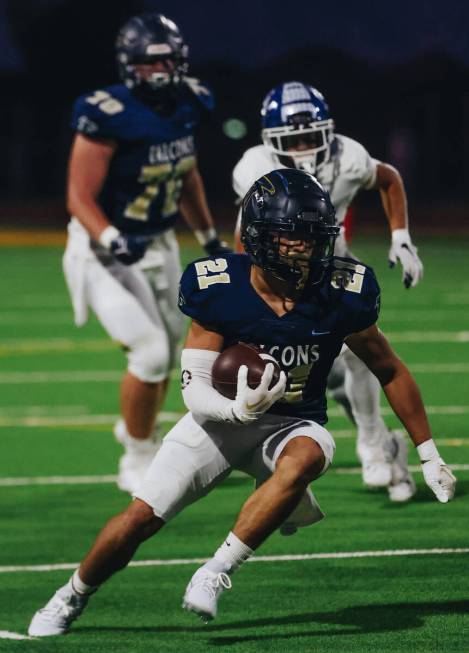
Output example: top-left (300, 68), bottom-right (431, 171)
top-left (71, 78), bottom-right (214, 236)
top-left (178, 254), bottom-right (381, 424)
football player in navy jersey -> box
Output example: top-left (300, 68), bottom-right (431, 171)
top-left (63, 13), bottom-right (231, 494)
top-left (29, 169), bottom-right (455, 636)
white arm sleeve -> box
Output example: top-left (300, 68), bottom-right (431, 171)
top-left (181, 348), bottom-right (237, 423)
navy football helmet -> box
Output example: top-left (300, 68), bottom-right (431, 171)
top-left (241, 169), bottom-right (339, 284)
top-left (116, 13), bottom-right (188, 93)
top-left (261, 82), bottom-right (334, 174)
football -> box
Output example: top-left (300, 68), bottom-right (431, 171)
top-left (212, 342), bottom-right (281, 399)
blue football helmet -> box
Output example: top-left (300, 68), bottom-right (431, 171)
top-left (261, 82), bottom-right (335, 174)
top-left (241, 168), bottom-right (339, 284)
top-left (116, 13), bottom-right (189, 93)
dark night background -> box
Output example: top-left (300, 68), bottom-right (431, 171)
top-left (1, 0), bottom-right (469, 231)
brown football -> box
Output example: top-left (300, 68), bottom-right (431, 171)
top-left (212, 342), bottom-right (281, 399)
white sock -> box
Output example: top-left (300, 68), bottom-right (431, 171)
top-left (206, 531), bottom-right (253, 574)
top-left (115, 419), bottom-right (160, 453)
top-left (70, 569), bottom-right (97, 596)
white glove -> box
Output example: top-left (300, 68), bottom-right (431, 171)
top-left (232, 364), bottom-right (287, 424)
top-left (388, 228), bottom-right (423, 288)
top-left (417, 440), bottom-right (457, 503)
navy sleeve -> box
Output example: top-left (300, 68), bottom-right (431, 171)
top-left (332, 261), bottom-right (381, 337)
top-left (184, 77), bottom-right (215, 112)
top-left (178, 258), bottom-right (223, 331)
top-left (348, 265), bottom-right (381, 334)
top-left (71, 89), bottom-right (125, 139)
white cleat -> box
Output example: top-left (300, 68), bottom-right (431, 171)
top-left (387, 431), bottom-right (416, 502)
top-left (114, 419), bottom-right (160, 494)
top-left (182, 566), bottom-right (232, 622)
top-left (28, 584), bottom-right (89, 637)
top-left (357, 438), bottom-right (393, 488)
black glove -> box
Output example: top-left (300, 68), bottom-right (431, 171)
top-left (110, 233), bottom-right (152, 265)
top-left (203, 237), bottom-right (233, 257)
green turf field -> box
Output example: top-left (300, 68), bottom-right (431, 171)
top-left (0, 235), bottom-right (468, 652)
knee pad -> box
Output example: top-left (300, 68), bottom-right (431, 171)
top-left (127, 332), bottom-right (171, 383)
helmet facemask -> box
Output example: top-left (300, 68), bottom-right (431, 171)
top-left (243, 216), bottom-right (338, 287)
top-left (262, 116), bottom-right (335, 175)
top-left (118, 49), bottom-right (188, 94)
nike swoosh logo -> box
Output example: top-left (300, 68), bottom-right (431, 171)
top-left (311, 330), bottom-right (330, 336)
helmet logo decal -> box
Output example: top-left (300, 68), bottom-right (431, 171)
top-left (258, 175), bottom-right (276, 196)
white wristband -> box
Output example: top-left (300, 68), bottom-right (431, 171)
top-left (391, 228), bottom-right (410, 245)
top-left (194, 227), bottom-right (217, 246)
top-left (181, 348), bottom-right (237, 422)
top-left (99, 225), bottom-right (120, 250)
top-left (417, 439), bottom-right (439, 462)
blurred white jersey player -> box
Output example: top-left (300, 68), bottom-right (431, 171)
top-left (233, 81), bottom-right (424, 501)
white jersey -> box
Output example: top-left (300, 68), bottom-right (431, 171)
top-left (233, 135), bottom-right (378, 254)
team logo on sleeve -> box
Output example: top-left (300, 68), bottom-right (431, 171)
top-left (77, 115), bottom-right (98, 135)
top-left (181, 369), bottom-right (192, 389)
top-left (375, 293), bottom-right (381, 315)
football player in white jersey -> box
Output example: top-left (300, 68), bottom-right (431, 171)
top-left (233, 81), bottom-right (424, 502)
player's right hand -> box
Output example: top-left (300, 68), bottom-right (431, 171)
top-left (388, 229), bottom-right (423, 289)
top-left (110, 233), bottom-right (152, 265)
top-left (232, 364), bottom-right (286, 424)
top-left (417, 438), bottom-right (456, 503)
top-left (421, 458), bottom-right (457, 503)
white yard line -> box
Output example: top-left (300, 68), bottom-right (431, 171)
top-left (0, 312), bottom-right (72, 325)
top-left (1, 310), bottom-right (468, 326)
top-left (0, 631), bottom-right (34, 640)
top-left (1, 360), bottom-right (468, 385)
top-left (0, 411), bottom-right (180, 427)
top-left (1, 464), bottom-right (468, 488)
top-left (0, 371), bottom-right (122, 384)
top-left (0, 338), bottom-right (116, 354)
top-left (384, 331), bottom-right (469, 342)
top-left (0, 405), bottom-right (468, 427)
top-left (1, 330), bottom-right (469, 356)
top-left (0, 548), bottom-right (468, 574)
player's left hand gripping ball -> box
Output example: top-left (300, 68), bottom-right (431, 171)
top-left (110, 233), bottom-right (152, 265)
top-left (388, 228), bottom-right (424, 288)
top-left (418, 440), bottom-right (457, 503)
top-left (204, 237), bottom-right (233, 257)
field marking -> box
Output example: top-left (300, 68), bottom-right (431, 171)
top-left (0, 411), bottom-right (180, 427)
top-left (381, 310), bottom-right (469, 322)
top-left (0, 371), bottom-right (122, 384)
top-left (0, 631), bottom-right (33, 640)
top-left (1, 360), bottom-right (469, 385)
top-left (1, 310), bottom-right (469, 327)
top-left (1, 548), bottom-right (468, 574)
top-left (0, 312), bottom-right (72, 325)
top-left (2, 464), bottom-right (468, 488)
top-left (384, 331), bottom-right (469, 342)
top-left (0, 404), bottom-right (468, 428)
top-left (1, 331), bottom-right (469, 356)
top-left (0, 338), bottom-right (116, 355)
